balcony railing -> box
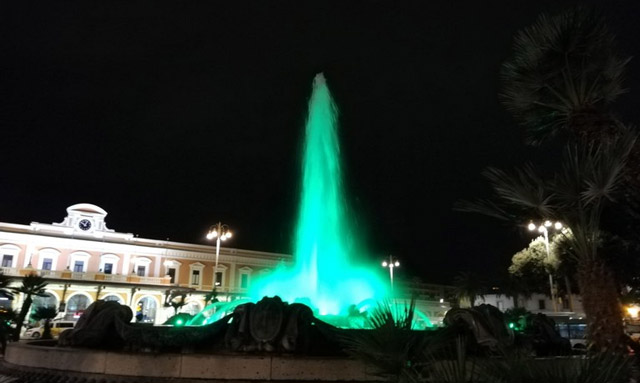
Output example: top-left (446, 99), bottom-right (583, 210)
top-left (0, 267), bottom-right (170, 286)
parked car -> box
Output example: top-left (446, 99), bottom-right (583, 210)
top-left (23, 320), bottom-right (75, 339)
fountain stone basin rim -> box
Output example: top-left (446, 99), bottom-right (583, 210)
top-left (4, 342), bottom-right (384, 382)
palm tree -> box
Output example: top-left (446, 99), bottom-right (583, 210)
top-left (0, 272), bottom-right (15, 352)
top-left (11, 274), bottom-right (48, 341)
top-left (458, 131), bottom-right (636, 351)
top-left (500, 7), bottom-right (630, 145)
top-left (0, 272), bottom-right (12, 295)
top-left (452, 272), bottom-right (486, 307)
top-left (501, 6), bottom-right (640, 235)
top-left (30, 306), bottom-right (58, 339)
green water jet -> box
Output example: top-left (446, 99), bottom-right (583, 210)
top-left (190, 74), bottom-right (431, 329)
top-left (249, 73), bottom-right (387, 316)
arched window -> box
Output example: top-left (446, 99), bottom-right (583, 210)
top-left (37, 248), bottom-right (61, 272)
top-left (131, 257), bottom-right (152, 277)
top-left (99, 254), bottom-right (120, 274)
top-left (64, 294), bottom-right (92, 321)
top-left (0, 244), bottom-right (20, 269)
top-left (135, 296), bottom-right (157, 323)
top-left (102, 294), bottom-right (124, 304)
top-left (69, 252), bottom-right (91, 273)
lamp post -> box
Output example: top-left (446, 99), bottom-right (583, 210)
top-left (527, 220), bottom-right (562, 312)
top-left (381, 255), bottom-right (400, 292)
top-left (206, 222), bottom-right (233, 286)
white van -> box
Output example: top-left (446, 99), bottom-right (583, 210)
top-left (23, 321), bottom-right (75, 339)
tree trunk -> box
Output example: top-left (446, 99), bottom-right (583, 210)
top-left (578, 259), bottom-right (625, 352)
top-left (42, 319), bottom-right (52, 340)
top-left (564, 275), bottom-right (575, 312)
top-left (14, 295), bottom-right (32, 341)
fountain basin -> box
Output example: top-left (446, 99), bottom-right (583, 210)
top-left (4, 342), bottom-right (383, 382)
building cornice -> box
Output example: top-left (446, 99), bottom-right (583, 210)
top-left (0, 222), bottom-right (291, 266)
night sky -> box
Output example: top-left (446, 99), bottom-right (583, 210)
top-left (1, 1), bottom-right (639, 284)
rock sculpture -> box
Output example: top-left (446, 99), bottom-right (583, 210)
top-left (225, 296), bottom-right (314, 352)
top-left (443, 304), bottom-right (513, 350)
top-left (58, 300), bottom-right (133, 348)
top-left (58, 297), bottom-right (316, 353)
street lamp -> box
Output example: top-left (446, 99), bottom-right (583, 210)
top-left (381, 255), bottom-right (400, 291)
top-left (527, 220), bottom-right (562, 312)
top-left (206, 223), bottom-right (232, 286)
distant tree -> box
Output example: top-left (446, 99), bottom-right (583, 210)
top-left (452, 272), bottom-right (486, 307)
top-left (11, 274), bottom-right (48, 341)
top-left (30, 306), bottom-right (58, 339)
top-left (458, 132), bottom-right (636, 351)
top-left (501, 6), bottom-right (640, 297)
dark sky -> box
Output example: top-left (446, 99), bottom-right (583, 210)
top-left (1, 1), bottom-right (639, 284)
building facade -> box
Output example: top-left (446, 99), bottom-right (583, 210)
top-left (0, 203), bottom-right (291, 325)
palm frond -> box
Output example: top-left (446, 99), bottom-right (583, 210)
top-left (500, 7), bottom-right (630, 144)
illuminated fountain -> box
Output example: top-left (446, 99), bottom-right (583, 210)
top-left (191, 74), bottom-right (430, 329)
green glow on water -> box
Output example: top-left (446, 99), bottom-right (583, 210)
top-left (189, 74), bottom-right (432, 329)
top-left (249, 73), bottom-right (388, 317)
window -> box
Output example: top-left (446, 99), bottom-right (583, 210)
top-left (135, 297), bottom-right (157, 324)
top-left (69, 252), bottom-right (90, 273)
top-left (136, 265), bottom-right (146, 277)
top-left (42, 258), bottom-right (53, 271)
top-left (240, 274), bottom-right (249, 289)
top-left (2, 255), bottom-right (13, 268)
top-left (38, 248), bottom-right (61, 271)
top-left (238, 267), bottom-right (252, 290)
top-left (65, 294), bottom-right (90, 321)
top-left (215, 272), bottom-right (223, 286)
top-left (103, 295), bottom-right (124, 304)
top-left (538, 299), bottom-right (546, 310)
top-left (191, 270), bottom-right (200, 285)
top-left (188, 262), bottom-right (204, 288)
top-left (167, 268), bottom-right (176, 283)
top-left (73, 261), bottom-right (84, 272)
top-left (99, 254), bottom-right (119, 275)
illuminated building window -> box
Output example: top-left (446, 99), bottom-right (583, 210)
top-left (42, 258), bottom-right (53, 270)
top-left (189, 262), bottom-right (204, 288)
top-left (191, 270), bottom-right (200, 285)
top-left (2, 255), bottom-right (13, 268)
top-left (73, 261), bottom-right (84, 272)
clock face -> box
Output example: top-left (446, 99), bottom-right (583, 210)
top-left (78, 219), bottom-right (92, 231)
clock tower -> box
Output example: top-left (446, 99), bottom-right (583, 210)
top-left (53, 203), bottom-right (114, 235)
